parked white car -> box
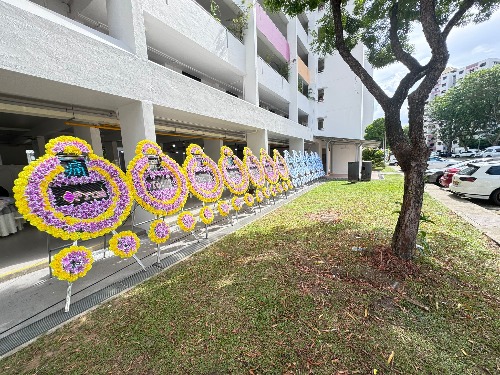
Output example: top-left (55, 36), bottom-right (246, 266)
top-left (450, 161), bottom-right (500, 205)
top-left (451, 149), bottom-right (478, 158)
top-left (476, 146), bottom-right (500, 158)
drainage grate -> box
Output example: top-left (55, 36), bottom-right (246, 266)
top-left (0, 183), bottom-right (319, 357)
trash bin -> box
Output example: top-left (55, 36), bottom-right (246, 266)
top-left (361, 161), bottom-right (372, 181)
top-left (347, 162), bottom-right (359, 182)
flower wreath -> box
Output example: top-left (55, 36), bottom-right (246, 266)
top-left (218, 146), bottom-right (249, 195)
top-left (178, 211), bottom-right (197, 232)
top-left (276, 183), bottom-right (283, 194)
top-left (217, 200), bottom-right (231, 217)
top-left (199, 206), bottom-right (215, 225)
top-left (127, 140), bottom-right (188, 216)
top-left (244, 193), bottom-right (255, 207)
top-left (287, 180), bottom-right (293, 189)
top-left (50, 246), bottom-right (93, 282)
top-left (269, 185), bottom-right (277, 197)
top-left (13, 136), bottom-right (133, 241)
top-left (183, 144), bottom-right (223, 203)
top-left (282, 181), bottom-right (289, 192)
top-left (273, 149), bottom-right (290, 181)
top-left (255, 190), bottom-right (264, 203)
top-left (149, 219), bottom-right (170, 244)
top-left (231, 196), bottom-right (244, 211)
top-left (262, 187), bottom-right (270, 199)
top-left (109, 231), bottom-right (140, 258)
top-left (243, 147), bottom-right (266, 188)
top-left (260, 148), bottom-right (280, 184)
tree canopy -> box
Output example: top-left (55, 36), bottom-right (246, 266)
top-left (265, 0), bottom-right (500, 260)
top-left (428, 64), bottom-right (500, 147)
top-left (364, 117), bottom-right (385, 142)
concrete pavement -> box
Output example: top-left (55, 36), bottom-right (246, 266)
top-left (425, 184), bottom-right (500, 245)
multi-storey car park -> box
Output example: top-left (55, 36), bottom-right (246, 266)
top-left (0, 0), bottom-right (374, 244)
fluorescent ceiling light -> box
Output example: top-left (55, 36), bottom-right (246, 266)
top-left (0, 126), bottom-right (30, 131)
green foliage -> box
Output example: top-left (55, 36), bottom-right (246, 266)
top-left (428, 65), bottom-right (500, 146)
top-left (364, 117), bottom-right (385, 142)
top-left (362, 147), bottom-right (385, 168)
top-left (227, 3), bottom-right (252, 41)
top-left (210, 0), bottom-right (221, 22)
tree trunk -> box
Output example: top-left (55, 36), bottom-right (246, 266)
top-left (391, 162), bottom-right (427, 259)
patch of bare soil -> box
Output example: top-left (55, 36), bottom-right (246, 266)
top-left (366, 245), bottom-right (420, 278)
top-left (305, 209), bottom-right (342, 224)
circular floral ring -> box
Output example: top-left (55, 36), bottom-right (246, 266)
top-left (287, 180), bottom-right (293, 189)
top-left (255, 190), bottom-right (264, 203)
top-left (218, 146), bottom-right (249, 195)
top-left (200, 206), bottom-right (215, 225)
top-left (109, 231), bottom-right (140, 258)
top-left (260, 148), bottom-right (280, 184)
top-left (127, 140), bottom-right (188, 216)
top-left (50, 246), bottom-right (93, 282)
top-left (217, 200), bottom-right (231, 217)
top-left (13, 136), bottom-right (132, 241)
top-left (231, 196), bottom-right (244, 211)
top-left (183, 144), bottom-right (223, 203)
top-left (244, 193), bottom-right (255, 207)
top-left (149, 219), bottom-right (170, 244)
top-left (262, 187), bottom-right (270, 199)
top-left (178, 211), bottom-right (196, 232)
top-left (276, 183), bottom-right (283, 194)
top-left (270, 185), bottom-right (277, 197)
top-left (243, 147), bottom-right (266, 188)
top-left (273, 149), bottom-right (290, 180)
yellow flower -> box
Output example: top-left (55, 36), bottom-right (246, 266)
top-left (109, 231), bottom-right (140, 258)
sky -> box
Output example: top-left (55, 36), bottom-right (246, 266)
top-left (372, 9), bottom-right (500, 124)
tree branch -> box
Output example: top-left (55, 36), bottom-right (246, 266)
top-left (442, 0), bottom-right (476, 39)
top-left (389, 2), bottom-right (423, 72)
top-left (329, 0), bottom-right (390, 110)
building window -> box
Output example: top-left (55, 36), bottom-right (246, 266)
top-left (317, 88), bottom-right (324, 102)
top-left (480, 62), bottom-right (486, 67)
top-left (226, 90), bottom-right (238, 98)
top-left (459, 70), bottom-right (464, 74)
top-left (182, 71), bottom-right (201, 82)
top-left (318, 118), bottom-right (324, 130)
top-left (318, 58), bottom-right (325, 73)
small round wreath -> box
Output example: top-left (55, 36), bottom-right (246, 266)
top-left (218, 146), bottom-right (249, 195)
top-left (244, 193), bottom-right (255, 207)
top-left (200, 206), bottom-right (215, 225)
top-left (50, 246), bottom-right (93, 282)
top-left (269, 185), bottom-right (277, 197)
top-left (262, 187), bottom-right (270, 198)
top-left (14, 136), bottom-right (132, 241)
top-left (109, 231), bottom-right (140, 258)
top-left (149, 219), bottom-right (170, 244)
top-left (183, 144), bottom-right (223, 203)
top-left (217, 200), bottom-right (231, 217)
top-left (287, 180), bottom-right (293, 189)
top-left (127, 140), bottom-right (188, 216)
top-left (243, 147), bottom-right (266, 188)
top-left (276, 183), bottom-right (283, 194)
top-left (231, 196), bottom-right (244, 211)
top-left (178, 211), bottom-right (197, 232)
top-left (260, 148), bottom-right (280, 184)
top-left (255, 190), bottom-right (264, 203)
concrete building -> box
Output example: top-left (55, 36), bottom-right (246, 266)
top-left (0, 0), bottom-right (373, 178)
top-left (425, 57), bottom-right (500, 151)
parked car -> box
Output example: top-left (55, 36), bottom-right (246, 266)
top-left (438, 157), bottom-right (499, 188)
top-left (438, 151), bottom-right (452, 157)
top-left (451, 149), bottom-right (479, 158)
top-left (449, 161), bottom-right (500, 205)
top-left (427, 156), bottom-right (458, 169)
top-left (476, 146), bottom-right (500, 158)
top-left (388, 155), bottom-right (398, 165)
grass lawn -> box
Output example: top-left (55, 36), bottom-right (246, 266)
top-left (2, 177), bottom-right (499, 374)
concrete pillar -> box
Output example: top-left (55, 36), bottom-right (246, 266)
top-left (74, 127), bottom-right (104, 157)
top-left (313, 141), bottom-right (322, 156)
top-left (203, 139), bottom-right (223, 162)
top-left (36, 136), bottom-right (46, 157)
top-left (106, 0), bottom-right (147, 59)
top-left (117, 100), bottom-right (155, 229)
top-left (289, 137), bottom-right (304, 153)
top-left (243, 2), bottom-right (259, 105)
top-left (246, 129), bottom-right (268, 154)
top-left (326, 143), bottom-right (332, 175)
top-left (287, 19), bottom-right (298, 122)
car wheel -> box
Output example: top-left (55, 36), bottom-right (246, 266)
top-left (491, 189), bottom-right (500, 206)
top-left (436, 174), bottom-right (445, 187)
